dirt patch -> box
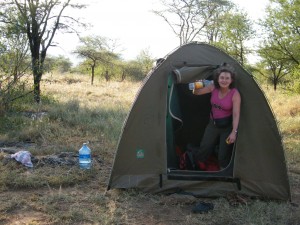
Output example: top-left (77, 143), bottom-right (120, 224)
top-left (1, 211), bottom-right (50, 225)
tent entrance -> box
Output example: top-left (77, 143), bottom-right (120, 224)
top-left (166, 73), bottom-right (239, 187)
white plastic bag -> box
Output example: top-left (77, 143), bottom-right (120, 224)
top-left (11, 150), bottom-right (33, 168)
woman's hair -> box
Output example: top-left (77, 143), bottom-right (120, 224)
top-left (213, 63), bottom-right (236, 89)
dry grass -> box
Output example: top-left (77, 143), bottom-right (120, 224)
top-left (264, 86), bottom-right (300, 172)
top-left (0, 74), bottom-right (299, 225)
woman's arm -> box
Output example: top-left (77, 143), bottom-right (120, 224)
top-left (192, 83), bottom-right (214, 95)
top-left (227, 90), bottom-right (241, 143)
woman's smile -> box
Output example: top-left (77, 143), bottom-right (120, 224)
top-left (218, 72), bottom-right (232, 87)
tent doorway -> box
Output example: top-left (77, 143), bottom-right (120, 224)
top-left (166, 73), bottom-right (240, 188)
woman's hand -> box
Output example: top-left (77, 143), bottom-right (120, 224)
top-left (226, 131), bottom-right (237, 144)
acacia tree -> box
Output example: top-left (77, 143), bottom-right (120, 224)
top-left (0, 0), bottom-right (85, 103)
top-left (0, 17), bottom-right (30, 82)
top-left (204, 1), bottom-right (235, 44)
top-left (153, 0), bottom-right (233, 45)
top-left (43, 55), bottom-right (72, 73)
top-left (0, 11), bottom-right (31, 111)
top-left (74, 36), bottom-right (119, 84)
top-left (258, 0), bottom-right (300, 89)
top-left (215, 12), bottom-right (254, 66)
top-left (262, 0), bottom-right (300, 65)
top-left (135, 49), bottom-right (154, 76)
top-left (258, 41), bottom-right (294, 90)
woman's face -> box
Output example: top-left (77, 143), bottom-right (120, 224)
top-left (218, 72), bottom-right (232, 88)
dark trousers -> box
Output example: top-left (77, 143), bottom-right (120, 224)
top-left (195, 120), bottom-right (233, 168)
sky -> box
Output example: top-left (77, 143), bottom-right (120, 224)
top-left (48, 0), bottom-right (269, 65)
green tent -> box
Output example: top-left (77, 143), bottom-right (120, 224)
top-left (107, 42), bottom-right (291, 201)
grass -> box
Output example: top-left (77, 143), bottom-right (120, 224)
top-left (0, 73), bottom-right (299, 224)
top-left (264, 87), bottom-right (300, 172)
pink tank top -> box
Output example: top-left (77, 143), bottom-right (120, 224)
top-left (210, 88), bottom-right (237, 119)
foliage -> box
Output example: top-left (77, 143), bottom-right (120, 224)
top-left (0, 8), bottom-right (32, 112)
top-left (153, 0), bottom-right (234, 45)
top-left (205, 1), bottom-right (235, 43)
top-left (123, 60), bottom-right (149, 81)
top-left (215, 11), bottom-right (254, 66)
top-left (74, 36), bottom-right (120, 84)
top-left (43, 55), bottom-right (73, 74)
top-left (0, 0), bottom-right (86, 103)
top-left (113, 49), bottom-right (155, 82)
top-left (0, 16), bottom-right (30, 80)
top-left (154, 0), bottom-right (254, 68)
top-left (258, 0), bottom-right (300, 90)
top-left (0, 75), bottom-right (32, 114)
top-left (287, 66), bottom-right (300, 94)
top-left (291, 79), bottom-right (300, 94)
top-left (135, 49), bottom-right (155, 76)
top-left (73, 39), bottom-right (153, 82)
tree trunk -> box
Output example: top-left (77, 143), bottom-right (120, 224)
top-left (33, 72), bottom-right (42, 103)
top-left (274, 82), bottom-right (277, 91)
top-left (33, 80), bottom-right (40, 103)
top-left (91, 65), bottom-right (95, 85)
top-left (31, 43), bottom-right (46, 103)
top-left (121, 70), bottom-right (126, 81)
top-left (105, 70), bottom-right (109, 81)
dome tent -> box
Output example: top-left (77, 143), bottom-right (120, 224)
top-left (107, 42), bottom-right (291, 201)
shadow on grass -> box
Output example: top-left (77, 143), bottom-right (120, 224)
top-left (0, 93), bottom-right (130, 155)
top-left (0, 92), bottom-right (129, 190)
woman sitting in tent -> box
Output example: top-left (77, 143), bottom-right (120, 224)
top-left (192, 64), bottom-right (241, 170)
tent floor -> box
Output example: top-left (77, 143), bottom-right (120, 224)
top-left (167, 168), bottom-right (241, 190)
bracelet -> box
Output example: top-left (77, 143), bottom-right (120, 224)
top-left (234, 130), bottom-right (238, 133)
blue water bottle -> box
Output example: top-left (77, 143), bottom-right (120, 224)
top-left (79, 143), bottom-right (91, 169)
